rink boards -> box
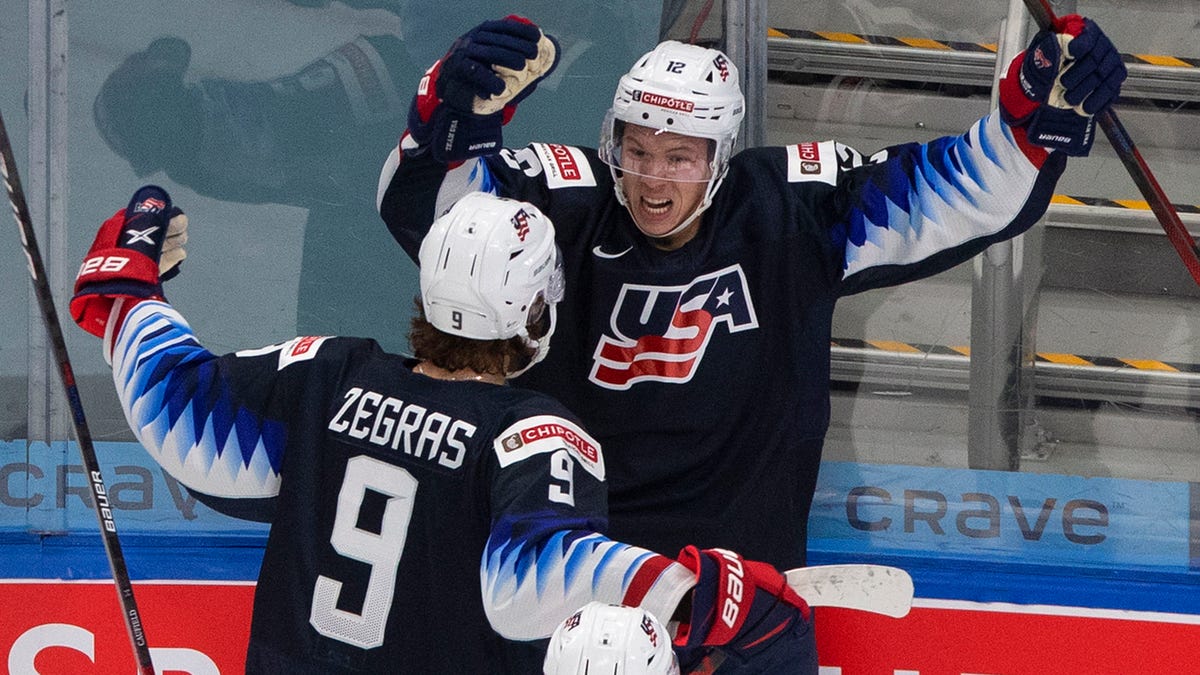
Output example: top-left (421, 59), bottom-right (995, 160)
top-left (4, 583), bottom-right (1200, 673)
top-left (2, 440), bottom-right (1198, 673)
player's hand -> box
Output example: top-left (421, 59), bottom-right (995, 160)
top-left (1000, 15), bottom-right (1126, 156)
top-left (406, 15), bottom-right (559, 162)
top-left (672, 547), bottom-right (811, 663)
top-left (71, 185), bottom-right (188, 338)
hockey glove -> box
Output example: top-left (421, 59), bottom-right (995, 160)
top-left (673, 547), bottom-right (811, 663)
top-left (407, 15), bottom-right (559, 162)
top-left (1000, 15), bottom-right (1126, 156)
top-left (71, 185), bottom-right (188, 338)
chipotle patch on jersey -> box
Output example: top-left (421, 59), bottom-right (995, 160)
top-left (531, 143), bottom-right (597, 189)
top-left (277, 336), bottom-right (330, 368)
top-left (786, 140), bottom-right (838, 185)
top-left (494, 414), bottom-right (605, 480)
top-left (236, 335), bottom-right (331, 370)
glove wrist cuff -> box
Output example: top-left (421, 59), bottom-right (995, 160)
top-left (1000, 52), bottom-right (1039, 125)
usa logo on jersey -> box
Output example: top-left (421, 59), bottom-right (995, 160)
top-left (589, 265), bottom-right (758, 390)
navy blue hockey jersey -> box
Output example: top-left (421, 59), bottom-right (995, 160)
top-left (379, 111), bottom-right (1066, 570)
top-left (109, 300), bottom-right (693, 673)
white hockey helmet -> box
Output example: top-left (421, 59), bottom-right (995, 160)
top-left (418, 192), bottom-right (564, 363)
top-left (543, 602), bottom-right (680, 675)
top-left (599, 40), bottom-right (745, 236)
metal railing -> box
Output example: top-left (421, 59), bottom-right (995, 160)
top-left (767, 33), bottom-right (1200, 103)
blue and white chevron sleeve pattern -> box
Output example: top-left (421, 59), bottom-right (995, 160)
top-left (481, 523), bottom-right (694, 640)
top-left (111, 300), bottom-right (285, 499)
top-left (433, 156), bottom-right (498, 219)
top-left (840, 111), bottom-right (1044, 279)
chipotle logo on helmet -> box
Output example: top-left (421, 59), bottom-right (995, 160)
top-left (633, 90), bottom-right (695, 113)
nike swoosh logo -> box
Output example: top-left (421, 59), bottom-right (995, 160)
top-left (592, 245), bottom-right (633, 259)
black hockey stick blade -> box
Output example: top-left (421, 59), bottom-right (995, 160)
top-left (0, 109), bottom-right (157, 674)
top-left (1022, 0), bottom-right (1200, 286)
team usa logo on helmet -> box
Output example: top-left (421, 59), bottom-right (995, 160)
top-left (712, 54), bottom-right (730, 82)
top-left (543, 602), bottom-right (680, 675)
top-left (639, 614), bottom-right (659, 646)
top-left (512, 208), bottom-right (531, 241)
top-left (563, 609), bottom-right (583, 631)
top-left (589, 265), bottom-right (758, 390)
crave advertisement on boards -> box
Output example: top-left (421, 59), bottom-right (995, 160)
top-left (3, 443), bottom-right (1198, 673)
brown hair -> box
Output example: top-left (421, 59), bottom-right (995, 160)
top-left (408, 298), bottom-right (538, 376)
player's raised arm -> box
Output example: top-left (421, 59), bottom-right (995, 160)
top-left (832, 14), bottom-right (1126, 294)
top-left (377, 16), bottom-right (561, 260)
top-left (998, 14), bottom-right (1125, 157)
top-left (70, 186), bottom-right (305, 516)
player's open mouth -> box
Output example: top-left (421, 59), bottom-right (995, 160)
top-left (641, 197), bottom-right (671, 215)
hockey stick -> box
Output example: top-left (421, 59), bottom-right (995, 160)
top-left (1021, 0), bottom-right (1200, 286)
top-left (785, 564), bottom-right (914, 618)
top-left (0, 110), bottom-right (156, 674)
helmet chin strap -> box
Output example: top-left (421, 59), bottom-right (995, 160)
top-left (509, 306), bottom-right (557, 378)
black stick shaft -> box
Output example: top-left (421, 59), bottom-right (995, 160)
top-left (1021, 0), bottom-right (1200, 285)
top-left (0, 109), bottom-right (156, 674)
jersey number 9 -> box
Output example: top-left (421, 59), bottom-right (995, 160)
top-left (309, 455), bottom-right (417, 649)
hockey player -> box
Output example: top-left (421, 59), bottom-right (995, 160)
top-left (69, 187), bottom-right (810, 673)
top-left (377, 13), bottom-right (1127, 673)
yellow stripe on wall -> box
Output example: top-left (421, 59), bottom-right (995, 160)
top-left (814, 31), bottom-right (869, 44)
top-left (1038, 353), bottom-right (1092, 366)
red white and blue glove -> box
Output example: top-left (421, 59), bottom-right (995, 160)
top-left (1000, 15), bottom-right (1127, 156)
top-left (407, 15), bottom-right (559, 162)
top-left (71, 185), bottom-right (187, 339)
top-left (673, 547), bottom-right (811, 665)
